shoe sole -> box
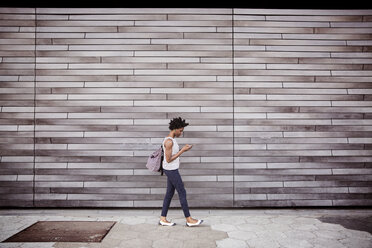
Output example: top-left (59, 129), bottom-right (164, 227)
top-left (159, 221), bottom-right (176, 226)
top-left (186, 220), bottom-right (203, 227)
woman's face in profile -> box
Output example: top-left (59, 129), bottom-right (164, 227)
top-left (175, 127), bottom-right (184, 137)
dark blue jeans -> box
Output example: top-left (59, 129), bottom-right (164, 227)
top-left (161, 169), bottom-right (191, 218)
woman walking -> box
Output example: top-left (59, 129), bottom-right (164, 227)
top-left (159, 117), bottom-right (203, 227)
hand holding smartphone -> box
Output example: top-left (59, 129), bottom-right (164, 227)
top-left (182, 144), bottom-right (193, 151)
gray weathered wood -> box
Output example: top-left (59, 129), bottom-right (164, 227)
top-left (1, 8), bottom-right (371, 208)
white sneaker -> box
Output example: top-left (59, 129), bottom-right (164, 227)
top-left (159, 220), bottom-right (176, 226)
top-left (186, 219), bottom-right (203, 227)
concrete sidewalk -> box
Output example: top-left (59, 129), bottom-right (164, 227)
top-left (0, 208), bottom-right (371, 248)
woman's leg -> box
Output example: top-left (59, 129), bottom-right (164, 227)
top-left (166, 169), bottom-right (190, 218)
top-left (161, 171), bottom-right (175, 218)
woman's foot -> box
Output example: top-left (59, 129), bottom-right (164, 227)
top-left (186, 217), bottom-right (203, 227)
top-left (159, 217), bottom-right (175, 226)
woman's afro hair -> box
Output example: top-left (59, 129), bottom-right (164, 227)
top-left (169, 117), bottom-right (189, 130)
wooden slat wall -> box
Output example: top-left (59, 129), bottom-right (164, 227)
top-left (0, 8), bottom-right (371, 208)
top-left (0, 8), bottom-right (35, 207)
top-left (234, 9), bottom-right (372, 207)
top-left (34, 8), bottom-right (233, 208)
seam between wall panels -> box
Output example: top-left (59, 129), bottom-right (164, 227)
top-left (232, 8), bottom-right (235, 207)
top-left (32, 8), bottom-right (37, 207)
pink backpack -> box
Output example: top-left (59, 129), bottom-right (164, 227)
top-left (146, 146), bottom-right (164, 176)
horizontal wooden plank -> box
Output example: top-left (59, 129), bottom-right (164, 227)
top-left (36, 8), bottom-right (232, 14)
top-left (37, 20), bottom-right (135, 26)
top-left (234, 20), bottom-right (330, 27)
top-left (0, 8), bottom-right (35, 14)
top-left (234, 9), bottom-right (372, 16)
top-left (67, 14), bottom-right (167, 21)
top-left (266, 15), bottom-right (363, 22)
top-left (37, 26), bottom-right (118, 32)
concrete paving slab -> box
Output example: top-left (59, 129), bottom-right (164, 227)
top-left (0, 208), bottom-right (371, 248)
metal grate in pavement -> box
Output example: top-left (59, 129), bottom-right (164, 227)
top-left (2, 221), bottom-right (116, 243)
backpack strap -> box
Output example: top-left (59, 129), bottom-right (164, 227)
top-left (159, 146), bottom-right (164, 176)
top-left (160, 137), bottom-right (173, 176)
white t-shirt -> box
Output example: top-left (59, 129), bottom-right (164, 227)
top-left (162, 136), bottom-right (180, 170)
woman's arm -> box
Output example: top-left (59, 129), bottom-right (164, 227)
top-left (164, 139), bottom-right (192, 163)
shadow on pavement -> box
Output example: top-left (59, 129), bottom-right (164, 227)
top-left (317, 215), bottom-right (372, 235)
